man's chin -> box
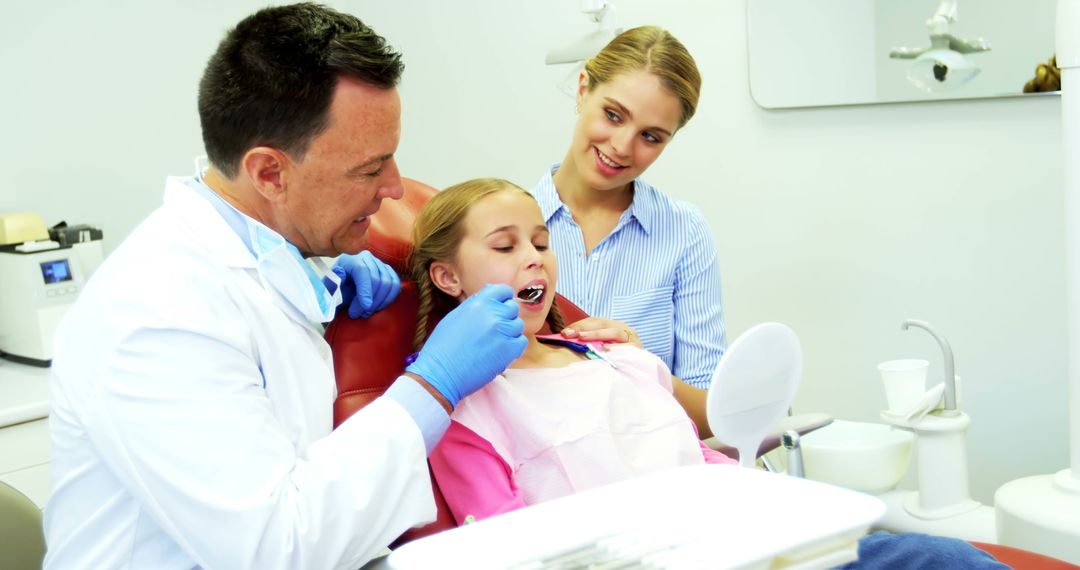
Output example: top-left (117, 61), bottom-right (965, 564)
top-left (335, 234), bottom-right (370, 256)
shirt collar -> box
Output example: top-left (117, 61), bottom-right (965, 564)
top-left (188, 169), bottom-right (256, 254)
top-left (534, 164), bottom-right (566, 224)
top-left (538, 163), bottom-right (656, 236)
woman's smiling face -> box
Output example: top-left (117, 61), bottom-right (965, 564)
top-left (569, 69), bottom-right (683, 192)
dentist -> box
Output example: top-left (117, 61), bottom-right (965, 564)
top-left (43, 4), bottom-right (526, 569)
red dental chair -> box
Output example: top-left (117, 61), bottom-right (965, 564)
top-left (325, 178), bottom-right (1079, 568)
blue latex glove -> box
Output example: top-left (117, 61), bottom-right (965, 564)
top-left (406, 283), bottom-right (527, 408)
top-left (329, 251), bottom-right (402, 319)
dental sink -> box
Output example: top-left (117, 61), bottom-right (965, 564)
top-left (799, 420), bottom-right (914, 494)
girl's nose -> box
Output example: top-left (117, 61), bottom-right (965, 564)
top-left (523, 244), bottom-right (545, 268)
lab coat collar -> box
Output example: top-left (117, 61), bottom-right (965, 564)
top-left (163, 177), bottom-right (330, 333)
top-left (162, 177), bottom-right (257, 269)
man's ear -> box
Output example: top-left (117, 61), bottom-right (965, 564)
top-left (429, 261), bottom-right (463, 299)
top-left (241, 147), bottom-right (290, 203)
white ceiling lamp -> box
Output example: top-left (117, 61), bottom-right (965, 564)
top-left (889, 0), bottom-right (991, 93)
top-left (545, 0), bottom-right (623, 66)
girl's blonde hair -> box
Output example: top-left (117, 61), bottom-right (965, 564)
top-left (584, 25), bottom-right (701, 130)
top-left (409, 178), bottom-right (564, 351)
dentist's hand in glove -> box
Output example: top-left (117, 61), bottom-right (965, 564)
top-left (406, 284), bottom-right (527, 409)
top-left (329, 251), bottom-right (402, 319)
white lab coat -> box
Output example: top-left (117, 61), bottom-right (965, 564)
top-left (43, 178), bottom-right (436, 569)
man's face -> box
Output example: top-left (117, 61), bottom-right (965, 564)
top-left (278, 76), bottom-right (404, 257)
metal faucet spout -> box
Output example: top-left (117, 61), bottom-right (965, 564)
top-left (901, 319), bottom-right (957, 413)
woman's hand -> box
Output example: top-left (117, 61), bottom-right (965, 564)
top-left (560, 317), bottom-right (644, 349)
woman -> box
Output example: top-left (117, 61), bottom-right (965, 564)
top-left (532, 26), bottom-right (724, 395)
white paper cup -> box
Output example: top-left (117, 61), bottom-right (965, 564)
top-left (878, 359), bottom-right (929, 414)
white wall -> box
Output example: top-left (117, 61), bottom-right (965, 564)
top-left (2, 0), bottom-right (1066, 504)
top-left (0, 0), bottom-right (340, 251)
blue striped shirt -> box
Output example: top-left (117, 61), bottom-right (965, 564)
top-left (531, 165), bottom-right (727, 389)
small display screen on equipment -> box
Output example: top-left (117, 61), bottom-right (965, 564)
top-left (40, 259), bottom-right (73, 284)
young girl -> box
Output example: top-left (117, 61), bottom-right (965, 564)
top-left (411, 178), bottom-right (735, 522)
top-left (412, 178), bottom-right (1009, 569)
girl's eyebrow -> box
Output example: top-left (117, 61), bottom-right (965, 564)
top-left (484, 225), bottom-right (550, 238)
top-left (484, 225), bottom-right (514, 238)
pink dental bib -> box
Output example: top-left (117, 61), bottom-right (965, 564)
top-left (450, 345), bottom-right (705, 506)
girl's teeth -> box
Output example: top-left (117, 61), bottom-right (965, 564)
top-left (517, 286), bottom-right (544, 303)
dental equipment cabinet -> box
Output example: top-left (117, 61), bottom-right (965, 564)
top-left (0, 212), bottom-right (103, 511)
top-left (0, 212), bottom-right (103, 367)
top-left (0, 358), bottom-right (51, 510)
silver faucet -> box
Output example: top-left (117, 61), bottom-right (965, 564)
top-left (900, 319), bottom-right (958, 414)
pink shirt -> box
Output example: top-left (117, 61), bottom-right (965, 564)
top-left (429, 345), bottom-right (735, 524)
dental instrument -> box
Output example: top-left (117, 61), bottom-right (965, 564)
top-left (781, 430), bottom-right (805, 479)
top-left (535, 334), bottom-right (617, 368)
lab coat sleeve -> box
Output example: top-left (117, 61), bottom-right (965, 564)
top-left (81, 319), bottom-right (434, 570)
top-left (429, 420), bottom-right (527, 524)
top-left (671, 207), bottom-right (727, 389)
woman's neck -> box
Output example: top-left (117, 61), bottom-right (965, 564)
top-left (552, 154), bottom-right (634, 215)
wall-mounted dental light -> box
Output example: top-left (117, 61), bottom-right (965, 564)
top-left (545, 1), bottom-right (624, 97)
top-left (544, 0), bottom-right (622, 66)
top-left (889, 0), bottom-right (991, 93)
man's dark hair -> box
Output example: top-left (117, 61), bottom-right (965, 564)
top-left (198, 3), bottom-right (404, 177)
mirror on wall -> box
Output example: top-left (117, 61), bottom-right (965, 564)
top-left (747, 0), bottom-right (1059, 109)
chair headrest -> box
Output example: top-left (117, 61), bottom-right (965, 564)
top-left (366, 178), bottom-right (438, 275)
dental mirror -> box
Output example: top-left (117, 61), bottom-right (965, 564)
top-left (706, 322), bottom-right (803, 469)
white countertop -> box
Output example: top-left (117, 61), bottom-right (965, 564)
top-left (0, 359), bottom-right (50, 428)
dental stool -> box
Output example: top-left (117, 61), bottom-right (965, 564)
top-left (0, 481), bottom-right (45, 570)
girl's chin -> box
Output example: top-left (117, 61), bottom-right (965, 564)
top-left (522, 313), bottom-right (549, 336)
